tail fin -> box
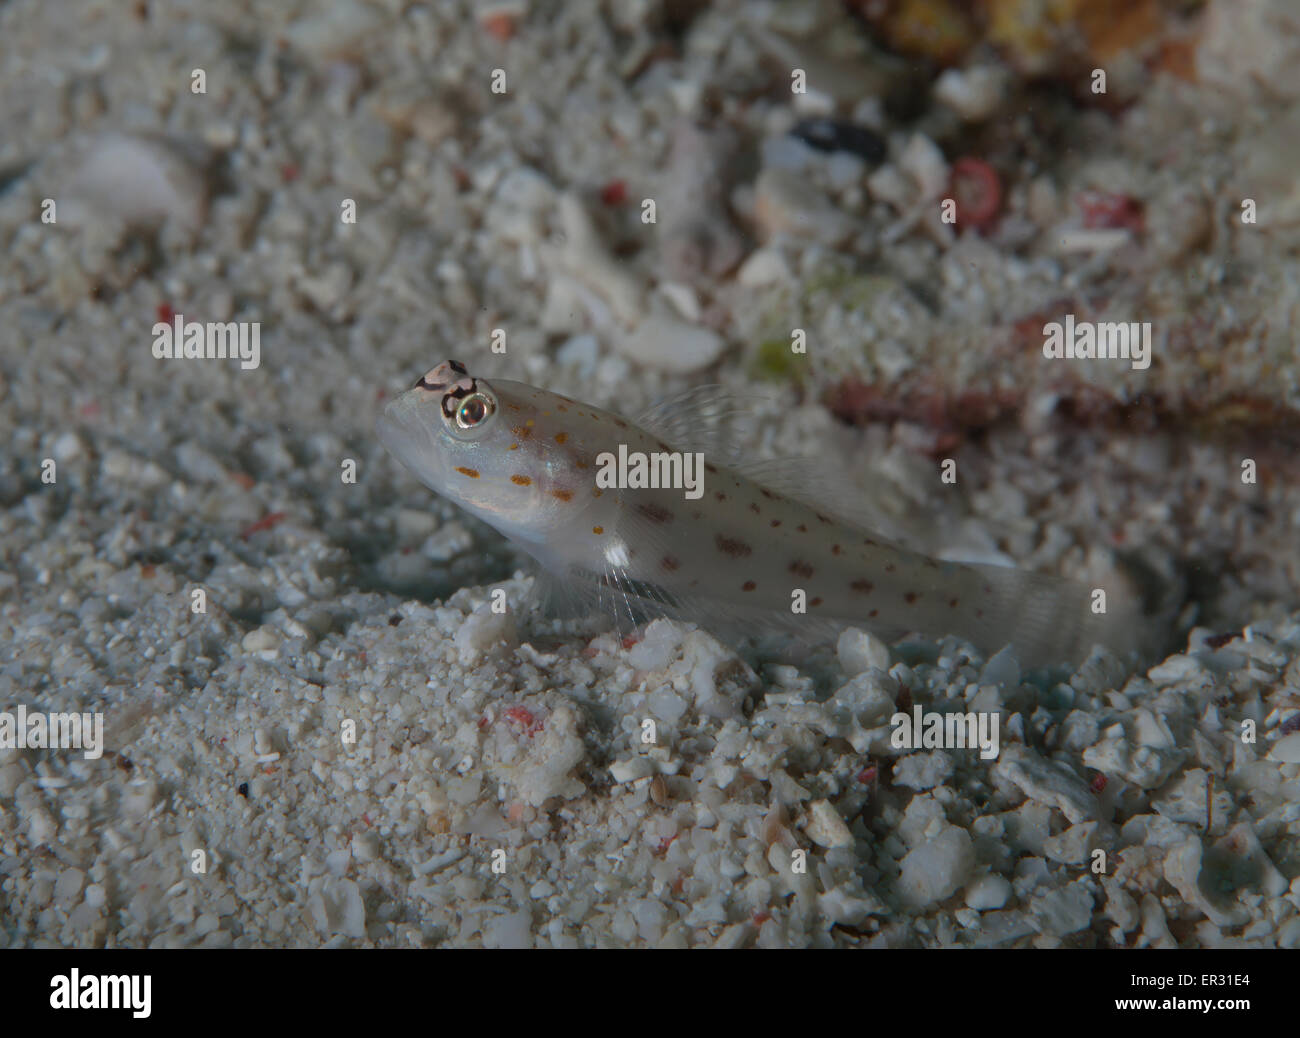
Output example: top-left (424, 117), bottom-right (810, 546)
top-left (965, 561), bottom-right (1157, 671)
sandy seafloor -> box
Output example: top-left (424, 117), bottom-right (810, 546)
top-left (1, 0), bottom-right (1299, 948)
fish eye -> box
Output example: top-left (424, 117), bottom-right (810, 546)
top-left (453, 391), bottom-right (494, 429)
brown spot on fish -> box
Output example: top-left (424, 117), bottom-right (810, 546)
top-left (863, 538), bottom-right (877, 547)
top-left (705, 463), bottom-right (718, 474)
top-left (455, 466), bottom-right (480, 478)
top-left (552, 488), bottom-right (574, 501)
top-left (742, 581), bottom-right (756, 592)
top-left (809, 597), bottom-right (822, 607)
top-left (749, 502), bottom-right (760, 515)
top-left (832, 544), bottom-right (842, 555)
top-left (885, 564), bottom-right (896, 573)
top-left (796, 524), bottom-right (808, 533)
top-left (635, 502), bottom-right (674, 524)
top-left (789, 560), bottom-right (815, 579)
top-left (715, 492), bottom-right (727, 502)
top-left (593, 489), bottom-right (603, 498)
top-left (869, 609), bottom-right (879, 618)
top-left (511, 474), bottom-right (532, 486)
top-left (949, 598), bottom-right (959, 607)
top-left (770, 519), bottom-right (782, 528)
top-left (692, 511), bottom-right (703, 520)
top-left (554, 432), bottom-right (568, 444)
top-left (715, 534), bottom-right (753, 559)
top-left (662, 555), bottom-right (680, 571)
top-left (760, 489), bottom-right (775, 500)
top-left (904, 591), bottom-right (919, 604)
top-left (851, 580), bottom-right (873, 593)
top-left (983, 584), bottom-right (993, 594)
top-left (816, 513), bottom-right (832, 524)
top-left (574, 458), bottom-right (589, 469)
top-left (558, 403), bottom-right (569, 412)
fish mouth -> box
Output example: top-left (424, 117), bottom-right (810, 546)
top-left (377, 390), bottom-right (444, 486)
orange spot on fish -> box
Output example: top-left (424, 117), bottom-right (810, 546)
top-left (456, 466), bottom-right (481, 478)
top-left (554, 432), bottom-right (568, 444)
top-left (742, 581), bottom-right (756, 592)
top-left (511, 474), bottom-right (531, 485)
top-left (592, 526), bottom-right (604, 534)
top-left (552, 488), bottom-right (573, 501)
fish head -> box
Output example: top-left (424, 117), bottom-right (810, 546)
top-left (378, 360), bottom-right (579, 541)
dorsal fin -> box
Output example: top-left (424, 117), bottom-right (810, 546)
top-left (634, 385), bottom-right (926, 547)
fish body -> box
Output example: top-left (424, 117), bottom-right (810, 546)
top-left (379, 360), bottom-right (1147, 668)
